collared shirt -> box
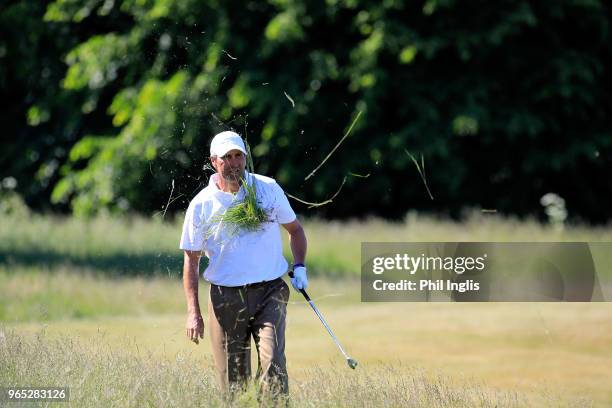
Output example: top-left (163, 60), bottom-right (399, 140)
top-left (179, 171), bottom-right (296, 286)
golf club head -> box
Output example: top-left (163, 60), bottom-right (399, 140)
top-left (347, 358), bottom-right (358, 369)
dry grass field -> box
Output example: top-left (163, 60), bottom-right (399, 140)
top-left (2, 213), bottom-right (612, 406)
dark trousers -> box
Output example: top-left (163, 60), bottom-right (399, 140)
top-left (208, 278), bottom-right (290, 395)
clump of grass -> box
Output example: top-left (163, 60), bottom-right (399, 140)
top-left (212, 176), bottom-right (269, 235)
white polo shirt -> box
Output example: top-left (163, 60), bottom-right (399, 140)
top-left (179, 171), bottom-right (296, 286)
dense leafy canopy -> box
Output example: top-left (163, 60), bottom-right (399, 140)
top-left (2, 0), bottom-right (611, 221)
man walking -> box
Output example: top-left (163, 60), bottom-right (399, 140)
top-left (180, 130), bottom-right (308, 396)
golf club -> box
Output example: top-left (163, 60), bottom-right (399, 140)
top-left (288, 271), bottom-right (358, 369)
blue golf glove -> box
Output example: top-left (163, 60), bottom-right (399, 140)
top-left (291, 265), bottom-right (308, 290)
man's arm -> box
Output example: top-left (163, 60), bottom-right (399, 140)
top-left (282, 219), bottom-right (307, 265)
top-left (183, 250), bottom-right (204, 344)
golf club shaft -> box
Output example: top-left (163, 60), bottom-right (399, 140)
top-left (289, 272), bottom-right (351, 360)
top-left (304, 296), bottom-right (351, 360)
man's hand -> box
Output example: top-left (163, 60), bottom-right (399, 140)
top-left (186, 312), bottom-right (204, 344)
top-left (291, 266), bottom-right (308, 290)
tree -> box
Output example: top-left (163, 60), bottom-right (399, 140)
top-left (3, 0), bottom-right (612, 222)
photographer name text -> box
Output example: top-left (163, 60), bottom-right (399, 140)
top-left (372, 279), bottom-right (480, 292)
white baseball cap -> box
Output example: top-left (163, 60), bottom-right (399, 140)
top-left (209, 131), bottom-right (247, 157)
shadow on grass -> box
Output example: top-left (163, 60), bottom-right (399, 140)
top-left (0, 248), bottom-right (196, 278)
top-left (0, 248), bottom-right (354, 279)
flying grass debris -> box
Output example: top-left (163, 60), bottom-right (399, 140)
top-left (404, 149), bottom-right (434, 200)
top-left (154, 179), bottom-right (185, 219)
top-left (221, 49), bottom-right (237, 60)
top-left (164, 179), bottom-right (175, 218)
top-left (284, 91), bottom-right (295, 108)
top-left (349, 172), bottom-right (370, 178)
top-left (286, 177), bottom-right (347, 208)
top-left (305, 111), bottom-right (362, 181)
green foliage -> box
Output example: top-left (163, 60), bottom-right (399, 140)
top-left (53, 72), bottom-right (192, 215)
top-left (2, 0), bottom-right (612, 221)
top-left (63, 33), bottom-right (133, 91)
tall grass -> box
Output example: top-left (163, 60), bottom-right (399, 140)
top-left (0, 213), bottom-right (180, 276)
top-left (1, 213), bottom-right (610, 406)
top-left (0, 265), bottom-right (185, 322)
top-left (1, 329), bottom-right (570, 407)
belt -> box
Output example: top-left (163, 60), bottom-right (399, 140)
top-left (213, 277), bottom-right (282, 290)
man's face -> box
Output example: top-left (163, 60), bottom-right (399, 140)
top-left (211, 149), bottom-right (247, 183)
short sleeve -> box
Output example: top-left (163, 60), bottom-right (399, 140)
top-left (272, 182), bottom-right (296, 224)
top-left (179, 202), bottom-right (207, 251)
